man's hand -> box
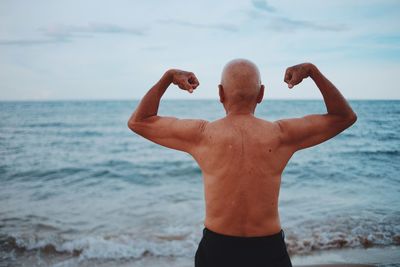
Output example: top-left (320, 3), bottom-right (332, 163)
top-left (284, 63), bottom-right (314, 89)
top-left (168, 69), bottom-right (200, 93)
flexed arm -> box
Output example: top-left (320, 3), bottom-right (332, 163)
top-left (275, 63), bottom-right (357, 151)
top-left (128, 69), bottom-right (208, 153)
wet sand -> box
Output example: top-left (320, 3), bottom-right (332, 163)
top-left (74, 246), bottom-right (399, 267)
top-left (291, 246), bottom-right (399, 267)
top-left (123, 246), bottom-right (398, 267)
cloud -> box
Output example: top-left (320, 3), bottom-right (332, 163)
top-left (247, 2), bottom-right (346, 33)
top-left (140, 45), bottom-right (166, 51)
top-left (0, 23), bottom-right (145, 46)
top-left (267, 17), bottom-right (348, 32)
top-left (0, 38), bottom-right (69, 46)
top-left (251, 0), bottom-right (276, 13)
top-left (158, 19), bottom-right (238, 32)
top-left (42, 23), bottom-right (145, 38)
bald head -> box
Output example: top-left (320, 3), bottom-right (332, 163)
top-left (220, 59), bottom-right (263, 106)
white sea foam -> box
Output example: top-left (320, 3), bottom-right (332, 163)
top-left (10, 230), bottom-right (199, 260)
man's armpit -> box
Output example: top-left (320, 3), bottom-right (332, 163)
top-left (273, 119), bottom-right (292, 144)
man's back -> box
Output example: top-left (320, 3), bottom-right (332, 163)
top-left (192, 114), bottom-right (291, 236)
top-left (128, 59), bottom-right (357, 266)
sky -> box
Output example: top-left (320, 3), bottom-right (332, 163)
top-left (0, 0), bottom-right (399, 100)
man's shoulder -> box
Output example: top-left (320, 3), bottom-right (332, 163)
top-left (253, 116), bottom-right (272, 124)
top-left (205, 118), bottom-right (225, 127)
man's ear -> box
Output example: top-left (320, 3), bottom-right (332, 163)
top-left (218, 84), bottom-right (225, 103)
top-left (256, 84), bottom-right (265, 104)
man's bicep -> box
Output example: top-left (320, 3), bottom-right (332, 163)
top-left (131, 116), bottom-right (208, 152)
top-left (276, 114), bottom-right (346, 151)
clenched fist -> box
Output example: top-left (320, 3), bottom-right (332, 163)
top-left (284, 63), bottom-right (315, 89)
top-left (167, 69), bottom-right (200, 93)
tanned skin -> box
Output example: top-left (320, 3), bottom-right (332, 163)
top-left (128, 60), bottom-right (357, 237)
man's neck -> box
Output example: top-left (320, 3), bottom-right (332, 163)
top-left (226, 111), bottom-right (254, 116)
top-left (225, 105), bottom-right (256, 116)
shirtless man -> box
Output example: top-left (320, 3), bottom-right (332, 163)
top-left (128, 59), bottom-right (357, 267)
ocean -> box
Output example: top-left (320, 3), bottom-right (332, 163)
top-left (0, 100), bottom-right (399, 267)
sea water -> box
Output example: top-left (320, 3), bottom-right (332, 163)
top-left (0, 100), bottom-right (399, 266)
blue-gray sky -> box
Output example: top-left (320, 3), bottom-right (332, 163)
top-left (0, 0), bottom-right (399, 100)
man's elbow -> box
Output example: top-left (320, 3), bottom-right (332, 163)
top-left (345, 111), bottom-right (357, 127)
top-left (127, 119), bottom-right (140, 133)
top-left (349, 111), bottom-right (357, 124)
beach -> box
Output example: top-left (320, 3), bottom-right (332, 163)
top-left (0, 100), bottom-right (399, 266)
top-left (1, 246), bottom-right (399, 266)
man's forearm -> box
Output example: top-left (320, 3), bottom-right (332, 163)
top-left (309, 64), bottom-right (356, 119)
top-left (129, 70), bottom-right (172, 123)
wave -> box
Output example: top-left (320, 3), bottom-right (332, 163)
top-left (342, 150), bottom-right (400, 157)
top-left (97, 159), bottom-right (202, 183)
top-left (2, 159), bottom-right (202, 186)
top-left (1, 226), bottom-right (399, 261)
top-left (285, 230), bottom-right (400, 255)
top-left (1, 232), bottom-right (194, 261)
top-left (5, 167), bottom-right (88, 182)
top-left (284, 214), bottom-right (400, 255)
top-left (24, 122), bottom-right (71, 128)
top-left (61, 130), bottom-right (103, 137)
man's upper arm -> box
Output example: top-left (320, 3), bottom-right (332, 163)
top-left (275, 114), bottom-right (352, 151)
top-left (128, 116), bottom-right (208, 153)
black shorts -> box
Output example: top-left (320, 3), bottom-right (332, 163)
top-left (195, 228), bottom-right (292, 267)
